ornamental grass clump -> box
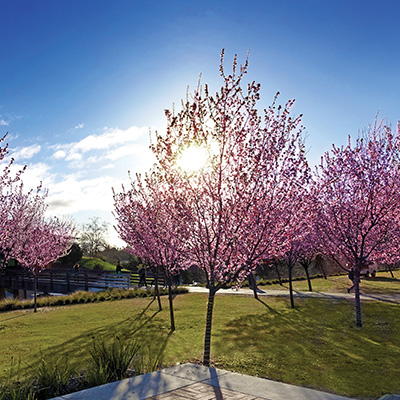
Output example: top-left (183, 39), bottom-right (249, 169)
top-left (86, 336), bottom-right (141, 383)
top-left (33, 356), bottom-right (76, 399)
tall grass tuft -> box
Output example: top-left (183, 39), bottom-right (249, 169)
top-left (33, 355), bottom-right (76, 399)
top-left (86, 336), bottom-right (140, 384)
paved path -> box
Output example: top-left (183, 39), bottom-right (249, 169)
top-left (185, 286), bottom-right (400, 303)
top-left (50, 363), bottom-right (355, 400)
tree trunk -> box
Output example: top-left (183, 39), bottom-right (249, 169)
top-left (302, 263), bottom-right (313, 292)
top-left (154, 274), bottom-right (162, 311)
top-left (203, 286), bottom-right (216, 367)
top-left (354, 271), bottom-right (362, 327)
top-left (320, 263), bottom-right (327, 279)
top-left (288, 263), bottom-right (295, 309)
top-left (168, 282), bottom-right (175, 331)
top-left (387, 264), bottom-right (394, 278)
top-left (275, 263), bottom-right (282, 285)
top-left (248, 272), bottom-right (258, 299)
top-left (34, 274), bottom-right (38, 313)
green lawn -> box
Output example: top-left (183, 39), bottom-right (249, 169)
top-left (260, 270), bottom-right (400, 294)
top-left (79, 257), bottom-right (118, 271)
top-left (0, 292), bottom-right (399, 399)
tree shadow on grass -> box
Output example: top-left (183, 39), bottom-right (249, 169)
top-left (364, 276), bottom-right (400, 282)
top-left (20, 298), bottom-right (172, 378)
top-left (255, 298), bottom-right (280, 314)
top-left (213, 298), bottom-right (400, 399)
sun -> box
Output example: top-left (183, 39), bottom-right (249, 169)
top-left (177, 145), bottom-right (209, 172)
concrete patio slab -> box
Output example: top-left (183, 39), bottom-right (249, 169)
top-left (50, 363), bottom-right (356, 400)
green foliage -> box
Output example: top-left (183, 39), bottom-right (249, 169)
top-left (58, 243), bottom-right (83, 264)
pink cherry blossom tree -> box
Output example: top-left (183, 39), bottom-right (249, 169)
top-left (0, 133), bottom-right (28, 266)
top-left (281, 191), bottom-right (320, 307)
top-left (315, 120), bottom-right (400, 327)
top-left (113, 171), bottom-right (189, 330)
top-left (12, 215), bottom-right (75, 312)
top-left (0, 183), bottom-right (48, 267)
top-left (149, 51), bottom-right (309, 365)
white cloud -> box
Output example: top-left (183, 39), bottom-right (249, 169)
top-left (0, 119), bottom-right (9, 126)
top-left (50, 125), bottom-right (149, 169)
top-left (11, 144), bottom-right (41, 160)
top-left (100, 163), bottom-right (114, 170)
top-left (53, 150), bottom-right (66, 159)
top-left (105, 143), bottom-right (146, 160)
top-left (66, 152), bottom-right (82, 162)
top-left (46, 175), bottom-right (117, 215)
top-left (73, 126), bottom-right (146, 153)
top-left (74, 123), bottom-right (85, 129)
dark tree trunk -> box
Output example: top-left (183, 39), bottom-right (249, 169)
top-left (275, 263), bottom-right (283, 285)
top-left (168, 282), bottom-right (175, 331)
top-left (301, 262), bottom-right (313, 292)
top-left (288, 263), bottom-right (295, 309)
top-left (387, 264), bottom-right (395, 278)
top-left (320, 263), bottom-right (327, 279)
top-left (33, 274), bottom-right (38, 313)
top-left (248, 272), bottom-right (258, 299)
top-left (154, 274), bottom-right (162, 311)
top-left (203, 285), bottom-right (216, 367)
top-left (354, 271), bottom-right (362, 327)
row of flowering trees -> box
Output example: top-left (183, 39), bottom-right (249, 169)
top-left (0, 135), bottom-right (75, 312)
top-left (114, 52), bottom-right (400, 364)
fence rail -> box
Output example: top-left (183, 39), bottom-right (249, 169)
top-left (0, 268), bottom-right (165, 295)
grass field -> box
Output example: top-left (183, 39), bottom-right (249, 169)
top-left (259, 270), bottom-right (400, 294)
top-left (79, 257), bottom-right (119, 271)
top-left (1, 290), bottom-right (400, 399)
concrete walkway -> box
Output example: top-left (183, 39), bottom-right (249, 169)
top-left (186, 286), bottom-right (400, 303)
top-left (50, 363), bottom-right (355, 400)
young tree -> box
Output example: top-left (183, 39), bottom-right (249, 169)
top-left (0, 134), bottom-right (28, 266)
top-left (13, 216), bottom-right (75, 312)
top-left (150, 51), bottom-right (309, 365)
top-left (315, 120), bottom-right (400, 327)
top-left (113, 172), bottom-right (189, 330)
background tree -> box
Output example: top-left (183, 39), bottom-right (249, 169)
top-left (13, 216), bottom-right (75, 312)
top-left (114, 172), bottom-right (188, 330)
top-left (58, 243), bottom-right (83, 264)
top-left (315, 120), bottom-right (400, 327)
top-left (79, 217), bottom-right (109, 257)
top-left (149, 52), bottom-right (308, 365)
top-left (0, 134), bottom-right (28, 267)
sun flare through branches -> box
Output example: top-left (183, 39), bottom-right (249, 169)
top-left (176, 145), bottom-right (209, 172)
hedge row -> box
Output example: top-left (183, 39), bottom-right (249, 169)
top-left (0, 287), bottom-right (188, 313)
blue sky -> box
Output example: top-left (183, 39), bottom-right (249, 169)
top-left (1, 0), bottom-right (400, 245)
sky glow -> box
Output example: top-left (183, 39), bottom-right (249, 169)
top-left (177, 145), bottom-right (209, 172)
top-left (1, 0), bottom-right (400, 246)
